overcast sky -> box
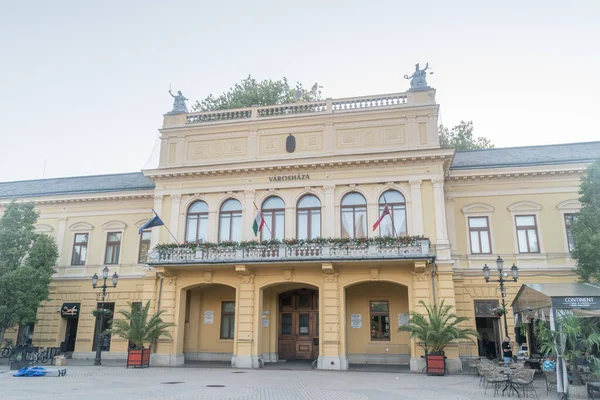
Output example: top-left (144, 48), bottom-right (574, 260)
top-left (1, 1), bottom-right (598, 182)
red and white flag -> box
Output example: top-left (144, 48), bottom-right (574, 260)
top-left (372, 204), bottom-right (391, 231)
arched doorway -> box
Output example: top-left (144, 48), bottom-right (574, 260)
top-left (278, 288), bottom-right (319, 360)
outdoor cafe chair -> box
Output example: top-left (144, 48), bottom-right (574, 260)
top-left (542, 370), bottom-right (557, 395)
top-left (512, 369), bottom-right (538, 399)
top-left (483, 370), bottom-right (508, 397)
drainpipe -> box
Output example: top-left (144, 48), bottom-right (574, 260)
top-left (430, 257), bottom-right (438, 305)
top-left (153, 273), bottom-right (165, 353)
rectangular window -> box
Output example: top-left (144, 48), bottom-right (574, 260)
top-left (104, 232), bottom-right (122, 264)
top-left (138, 230), bottom-right (152, 263)
top-left (564, 214), bottom-right (577, 253)
top-left (220, 301), bottom-right (235, 339)
top-left (515, 215), bottom-right (540, 253)
top-left (370, 300), bottom-right (390, 341)
top-left (468, 217), bottom-right (491, 254)
top-left (71, 233), bottom-right (89, 265)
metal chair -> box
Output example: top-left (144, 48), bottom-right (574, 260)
top-left (483, 370), bottom-right (507, 397)
top-left (543, 369), bottom-right (557, 395)
top-left (513, 369), bottom-right (538, 399)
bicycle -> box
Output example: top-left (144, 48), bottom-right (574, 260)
top-left (1, 339), bottom-right (14, 358)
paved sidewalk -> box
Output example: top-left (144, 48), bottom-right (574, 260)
top-left (0, 364), bottom-right (556, 400)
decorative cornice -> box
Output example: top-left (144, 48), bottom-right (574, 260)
top-left (144, 153), bottom-right (455, 180)
top-left (448, 168), bottom-right (586, 182)
top-left (11, 193), bottom-right (154, 206)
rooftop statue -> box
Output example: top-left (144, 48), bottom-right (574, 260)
top-left (167, 88), bottom-right (188, 114)
top-left (404, 63), bottom-right (430, 91)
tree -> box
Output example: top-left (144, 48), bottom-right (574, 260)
top-left (398, 300), bottom-right (479, 354)
top-left (192, 75), bottom-right (322, 111)
top-left (535, 315), bottom-right (600, 385)
top-left (573, 156), bottom-right (600, 282)
top-left (110, 301), bottom-right (175, 349)
top-left (439, 121), bottom-right (494, 150)
top-left (0, 202), bottom-right (58, 344)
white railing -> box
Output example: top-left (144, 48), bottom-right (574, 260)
top-left (148, 239), bottom-right (430, 265)
top-left (184, 92), bottom-right (411, 125)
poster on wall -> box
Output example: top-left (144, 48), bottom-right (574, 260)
top-left (262, 319), bottom-right (269, 327)
top-left (351, 314), bottom-right (362, 328)
top-left (398, 313), bottom-right (409, 327)
top-left (204, 310), bottom-right (214, 324)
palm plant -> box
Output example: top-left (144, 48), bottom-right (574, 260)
top-left (535, 315), bottom-right (600, 385)
top-left (399, 300), bottom-right (479, 354)
top-left (110, 301), bottom-right (175, 350)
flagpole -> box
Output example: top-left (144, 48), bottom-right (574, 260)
top-left (382, 194), bottom-right (397, 238)
top-left (152, 209), bottom-right (181, 246)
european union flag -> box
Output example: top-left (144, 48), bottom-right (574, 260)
top-left (138, 212), bottom-right (164, 234)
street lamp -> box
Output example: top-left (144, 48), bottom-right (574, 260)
top-left (91, 266), bottom-right (118, 366)
top-left (482, 256), bottom-right (518, 337)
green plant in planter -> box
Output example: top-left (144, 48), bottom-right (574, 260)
top-left (399, 300), bottom-right (479, 354)
top-left (110, 301), bottom-right (175, 350)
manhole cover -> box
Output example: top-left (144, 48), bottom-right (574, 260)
top-left (206, 385), bottom-right (225, 388)
top-left (232, 371), bottom-right (246, 374)
top-left (161, 382), bottom-right (184, 385)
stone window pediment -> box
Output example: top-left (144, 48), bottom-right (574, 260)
top-left (461, 203), bottom-right (495, 214)
top-left (35, 224), bottom-right (54, 234)
top-left (507, 201), bottom-right (542, 212)
top-left (556, 199), bottom-right (581, 211)
top-left (101, 220), bottom-right (127, 230)
top-left (69, 222), bottom-right (94, 232)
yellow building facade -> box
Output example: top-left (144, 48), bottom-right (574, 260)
top-left (1, 86), bottom-right (598, 372)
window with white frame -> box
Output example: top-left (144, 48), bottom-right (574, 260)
top-left (564, 213), bottom-right (577, 253)
top-left (515, 215), bottom-right (540, 253)
top-left (468, 217), bottom-right (491, 254)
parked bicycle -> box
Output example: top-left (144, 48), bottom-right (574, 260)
top-left (1, 339), bottom-right (14, 358)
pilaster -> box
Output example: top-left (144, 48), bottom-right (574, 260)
top-left (243, 190), bottom-right (256, 241)
top-left (432, 178), bottom-right (450, 260)
top-left (318, 264), bottom-right (347, 370)
top-left (152, 275), bottom-right (184, 366)
top-left (232, 265), bottom-right (259, 368)
top-left (323, 185), bottom-right (336, 237)
top-left (56, 217), bottom-right (67, 263)
top-left (169, 194), bottom-right (181, 244)
top-left (151, 195), bottom-right (163, 248)
top-left (409, 180), bottom-right (424, 235)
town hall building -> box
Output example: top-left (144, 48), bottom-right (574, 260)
top-left (1, 77), bottom-right (598, 372)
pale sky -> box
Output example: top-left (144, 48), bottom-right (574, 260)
top-left (1, 0), bottom-right (598, 182)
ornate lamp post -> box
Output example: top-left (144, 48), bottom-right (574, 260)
top-left (482, 256), bottom-right (518, 337)
top-left (91, 266), bottom-right (119, 366)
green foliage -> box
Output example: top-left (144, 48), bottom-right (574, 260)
top-left (573, 157), bottom-right (600, 282)
top-left (154, 235), bottom-right (427, 252)
top-left (110, 301), bottom-right (175, 350)
top-left (0, 202), bottom-right (58, 342)
top-left (398, 300), bottom-right (479, 354)
top-left (439, 121), bottom-right (494, 150)
top-left (192, 75), bottom-right (322, 111)
top-left (534, 315), bottom-right (600, 385)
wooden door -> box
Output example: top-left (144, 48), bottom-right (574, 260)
top-left (278, 289), bottom-right (319, 361)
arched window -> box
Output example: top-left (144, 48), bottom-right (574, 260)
top-left (378, 190), bottom-right (407, 237)
top-left (341, 192), bottom-right (367, 238)
top-left (185, 201), bottom-right (209, 243)
top-left (261, 196), bottom-right (285, 241)
top-left (219, 199), bottom-right (242, 242)
top-left (297, 195), bottom-right (321, 240)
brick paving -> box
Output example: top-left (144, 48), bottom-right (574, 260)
top-left (0, 364), bottom-right (556, 400)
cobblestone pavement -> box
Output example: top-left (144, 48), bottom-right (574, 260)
top-left (0, 365), bottom-right (556, 400)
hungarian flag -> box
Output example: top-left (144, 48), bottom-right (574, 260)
top-left (372, 204), bottom-right (391, 231)
top-left (252, 210), bottom-right (265, 236)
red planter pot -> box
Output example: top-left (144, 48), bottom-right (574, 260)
top-left (425, 352), bottom-right (446, 376)
top-left (127, 348), bottom-right (150, 368)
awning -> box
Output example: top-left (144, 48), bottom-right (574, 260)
top-left (60, 303), bottom-right (80, 319)
top-left (512, 283), bottom-right (600, 314)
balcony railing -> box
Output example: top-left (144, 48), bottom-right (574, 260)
top-left (184, 93), bottom-right (410, 125)
top-left (147, 239), bottom-right (430, 265)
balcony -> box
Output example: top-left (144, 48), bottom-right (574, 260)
top-left (147, 238), bottom-right (431, 265)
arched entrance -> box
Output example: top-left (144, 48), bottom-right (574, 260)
top-left (181, 283), bottom-right (237, 363)
top-left (278, 288), bottom-right (319, 360)
top-left (344, 281), bottom-right (410, 369)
